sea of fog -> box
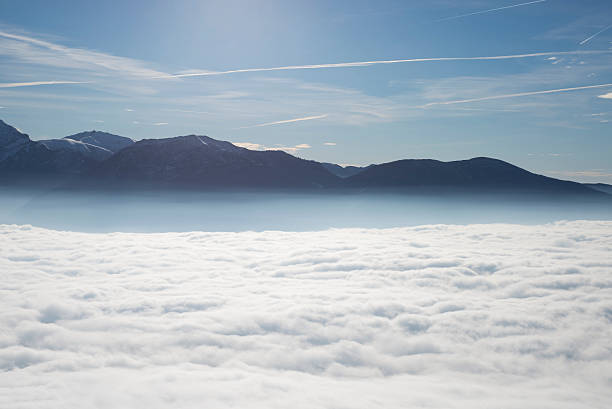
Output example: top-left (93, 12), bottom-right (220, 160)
top-left (1, 187), bottom-right (611, 232)
top-left (1, 221), bottom-right (611, 408)
top-left (1, 188), bottom-right (611, 408)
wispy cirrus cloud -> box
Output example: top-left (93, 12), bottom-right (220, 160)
top-left (434, 0), bottom-right (546, 22)
top-left (0, 30), bottom-right (168, 78)
top-left (598, 92), bottom-right (612, 99)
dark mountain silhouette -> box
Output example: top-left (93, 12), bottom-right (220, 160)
top-left (85, 134), bottom-right (340, 189)
top-left (0, 120), bottom-right (97, 179)
top-left (343, 157), bottom-right (601, 195)
top-left (0, 119), bottom-right (608, 196)
top-left (321, 162), bottom-right (367, 178)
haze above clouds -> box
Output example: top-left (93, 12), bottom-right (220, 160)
top-left (1, 221), bottom-right (611, 408)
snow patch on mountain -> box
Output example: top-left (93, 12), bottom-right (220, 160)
top-left (64, 130), bottom-right (134, 153)
top-left (39, 138), bottom-right (113, 161)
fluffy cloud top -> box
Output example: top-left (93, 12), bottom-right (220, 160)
top-left (1, 221), bottom-right (611, 408)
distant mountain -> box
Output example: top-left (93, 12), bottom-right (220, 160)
top-left (0, 123), bottom-right (135, 182)
top-left (64, 130), bottom-right (134, 153)
top-left (321, 162), bottom-right (366, 178)
top-left (0, 120), bottom-right (97, 178)
top-left (0, 119), bottom-right (609, 196)
top-left (85, 134), bottom-right (341, 189)
top-left (584, 183), bottom-right (612, 195)
top-left (344, 157), bottom-right (601, 195)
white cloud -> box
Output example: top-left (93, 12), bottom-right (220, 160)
top-left (598, 92), bottom-right (612, 99)
top-left (231, 142), bottom-right (311, 153)
top-left (546, 169), bottom-right (612, 181)
top-left (0, 221), bottom-right (611, 408)
top-left (232, 142), bottom-right (264, 150)
top-left (153, 122), bottom-right (168, 126)
top-left (0, 30), bottom-right (168, 78)
top-left (324, 142), bottom-right (337, 146)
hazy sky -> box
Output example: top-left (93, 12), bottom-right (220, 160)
top-left (0, 0), bottom-right (611, 182)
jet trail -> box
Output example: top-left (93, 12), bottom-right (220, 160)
top-left (237, 114), bottom-right (328, 129)
top-left (579, 24), bottom-right (612, 45)
top-left (156, 50), bottom-right (609, 79)
top-left (435, 0), bottom-right (546, 22)
top-left (0, 81), bottom-right (87, 88)
top-left (420, 83), bottom-right (612, 107)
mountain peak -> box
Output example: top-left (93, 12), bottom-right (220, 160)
top-left (64, 130), bottom-right (134, 153)
top-left (0, 119), bottom-right (31, 162)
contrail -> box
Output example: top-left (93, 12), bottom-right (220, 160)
top-left (156, 50), bottom-right (610, 79)
top-left (237, 114), bottom-right (328, 129)
top-left (420, 83), bottom-right (612, 107)
top-left (0, 81), bottom-right (88, 88)
top-left (579, 24), bottom-right (612, 45)
top-left (435, 0), bottom-right (546, 22)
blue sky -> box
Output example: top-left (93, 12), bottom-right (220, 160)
top-left (1, 0), bottom-right (611, 182)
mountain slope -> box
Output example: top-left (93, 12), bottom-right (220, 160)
top-left (65, 130), bottom-right (134, 153)
top-left (0, 120), bottom-right (99, 179)
top-left (344, 157), bottom-right (600, 195)
top-left (39, 138), bottom-right (113, 161)
top-left (584, 183), bottom-right (612, 195)
top-left (0, 119), bottom-right (30, 162)
top-left (86, 134), bottom-right (341, 189)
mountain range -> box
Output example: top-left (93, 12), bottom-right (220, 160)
top-left (0, 119), bottom-right (609, 196)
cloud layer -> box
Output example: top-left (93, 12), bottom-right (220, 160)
top-left (1, 222), bottom-right (611, 408)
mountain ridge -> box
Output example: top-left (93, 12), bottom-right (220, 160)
top-left (0, 119), bottom-right (608, 196)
